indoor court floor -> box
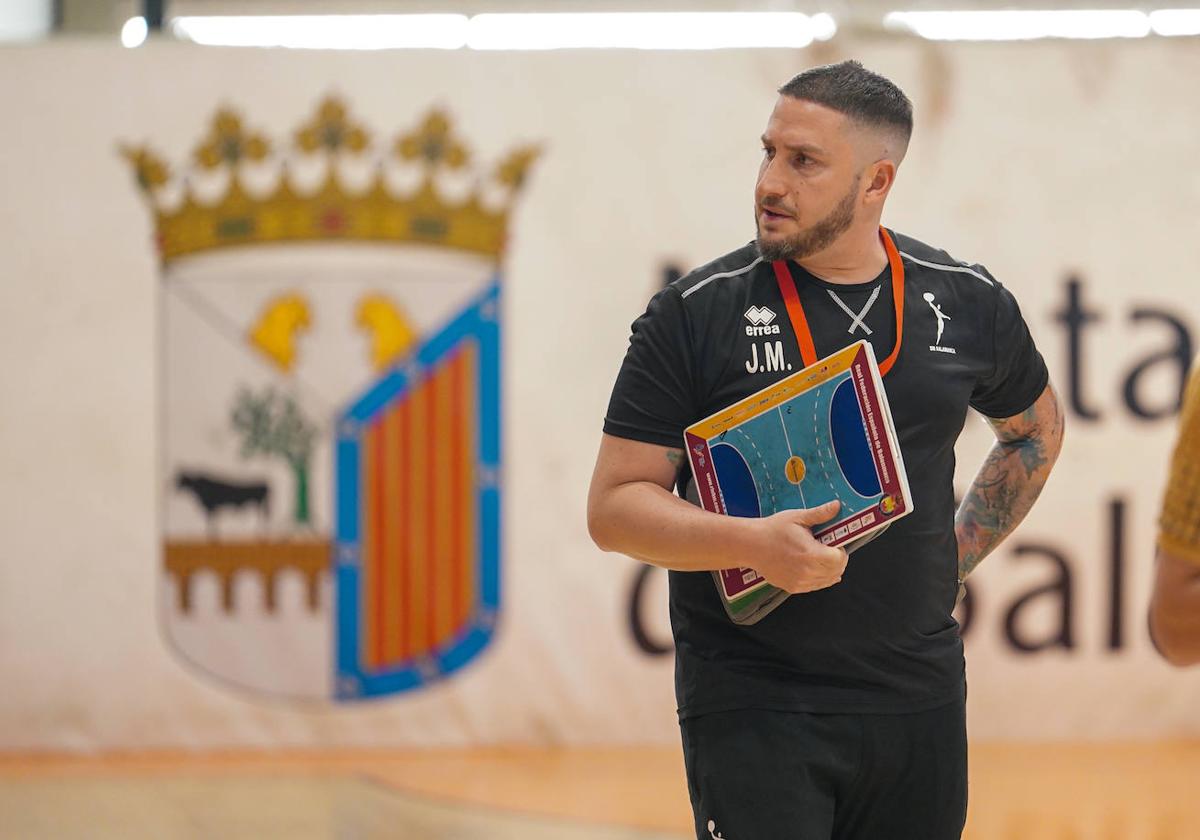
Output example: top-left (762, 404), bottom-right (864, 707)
top-left (3, 744), bottom-right (1200, 839)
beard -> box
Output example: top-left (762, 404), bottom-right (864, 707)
top-left (755, 176), bottom-right (860, 262)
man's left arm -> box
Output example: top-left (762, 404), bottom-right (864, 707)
top-left (956, 382), bottom-right (1066, 586)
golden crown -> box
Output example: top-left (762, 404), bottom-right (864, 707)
top-left (122, 97), bottom-right (538, 265)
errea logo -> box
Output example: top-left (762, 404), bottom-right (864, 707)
top-left (744, 305), bottom-right (780, 336)
top-left (745, 305), bottom-right (775, 325)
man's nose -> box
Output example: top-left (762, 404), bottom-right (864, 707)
top-left (756, 157), bottom-right (786, 201)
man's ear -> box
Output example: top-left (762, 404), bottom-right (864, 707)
top-left (863, 159), bottom-right (897, 204)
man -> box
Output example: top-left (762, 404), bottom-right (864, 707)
top-left (587, 61), bottom-right (1064, 839)
top-left (1149, 360), bottom-right (1200, 665)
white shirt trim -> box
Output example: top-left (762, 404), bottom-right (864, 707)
top-left (680, 256), bottom-right (764, 299)
top-left (899, 251), bottom-right (994, 286)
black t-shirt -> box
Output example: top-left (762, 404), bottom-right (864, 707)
top-left (603, 229), bottom-right (1048, 719)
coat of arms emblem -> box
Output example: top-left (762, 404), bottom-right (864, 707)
top-left (123, 98), bottom-right (536, 701)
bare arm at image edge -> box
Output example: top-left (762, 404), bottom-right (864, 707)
top-left (1150, 364), bottom-right (1200, 666)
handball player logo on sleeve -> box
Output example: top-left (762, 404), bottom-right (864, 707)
top-left (924, 291), bottom-right (956, 355)
top-left (122, 98), bottom-right (537, 702)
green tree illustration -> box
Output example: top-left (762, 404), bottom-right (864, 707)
top-left (231, 387), bottom-right (317, 528)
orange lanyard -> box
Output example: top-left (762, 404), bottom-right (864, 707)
top-left (771, 227), bottom-right (905, 376)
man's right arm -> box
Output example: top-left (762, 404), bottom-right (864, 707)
top-left (586, 433), bottom-right (848, 594)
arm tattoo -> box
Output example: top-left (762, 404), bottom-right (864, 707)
top-left (666, 449), bottom-right (684, 467)
top-left (956, 387), bottom-right (1065, 581)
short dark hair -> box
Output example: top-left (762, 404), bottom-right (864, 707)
top-left (778, 60), bottom-right (913, 146)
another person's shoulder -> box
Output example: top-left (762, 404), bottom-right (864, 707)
top-left (1172, 358), bottom-right (1200, 453)
top-left (1183, 358), bottom-right (1200, 415)
top-left (670, 243), bottom-right (765, 305)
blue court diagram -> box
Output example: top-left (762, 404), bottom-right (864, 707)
top-left (710, 375), bottom-right (882, 521)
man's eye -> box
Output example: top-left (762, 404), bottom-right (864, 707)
top-left (794, 155), bottom-right (810, 167)
top-left (762, 146), bottom-right (774, 158)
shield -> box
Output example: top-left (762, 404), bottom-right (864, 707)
top-left (126, 100), bottom-right (534, 702)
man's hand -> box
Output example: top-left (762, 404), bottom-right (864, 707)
top-left (750, 501), bottom-right (849, 593)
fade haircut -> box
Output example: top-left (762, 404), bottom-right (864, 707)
top-left (778, 60), bottom-right (913, 154)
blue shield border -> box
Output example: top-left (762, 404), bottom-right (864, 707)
top-left (333, 279), bottom-right (501, 700)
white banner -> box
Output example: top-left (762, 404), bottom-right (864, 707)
top-left (1, 40), bottom-right (1198, 749)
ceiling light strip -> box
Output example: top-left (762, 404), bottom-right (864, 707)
top-left (884, 9), bottom-right (1157, 41)
top-left (166, 12), bottom-right (835, 51)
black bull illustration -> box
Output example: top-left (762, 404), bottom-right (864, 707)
top-left (176, 472), bottom-right (270, 537)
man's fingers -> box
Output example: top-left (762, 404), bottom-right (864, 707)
top-left (821, 547), bottom-right (850, 573)
top-left (789, 500), bottom-right (842, 527)
top-left (769, 547), bottom-right (848, 594)
top-left (807, 544), bottom-right (848, 570)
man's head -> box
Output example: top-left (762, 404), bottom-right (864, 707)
top-left (755, 61), bottom-right (913, 262)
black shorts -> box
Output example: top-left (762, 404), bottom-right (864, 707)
top-left (680, 696), bottom-right (967, 840)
